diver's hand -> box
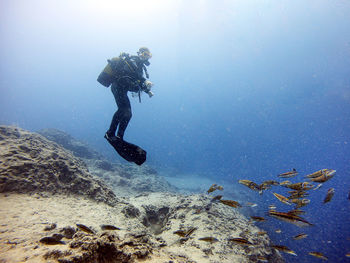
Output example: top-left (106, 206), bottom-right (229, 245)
top-left (147, 91), bottom-right (154, 98)
top-left (144, 80), bottom-right (153, 90)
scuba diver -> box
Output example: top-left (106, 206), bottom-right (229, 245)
top-left (98, 47), bottom-right (153, 140)
top-left (97, 47), bottom-right (153, 165)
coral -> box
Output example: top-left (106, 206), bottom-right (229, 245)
top-left (0, 126), bottom-right (117, 205)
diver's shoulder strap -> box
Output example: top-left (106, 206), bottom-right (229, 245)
top-left (143, 65), bottom-right (149, 79)
top-left (117, 53), bottom-right (136, 72)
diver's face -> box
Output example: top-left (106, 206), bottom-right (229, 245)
top-left (138, 51), bottom-right (152, 61)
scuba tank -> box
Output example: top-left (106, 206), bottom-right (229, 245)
top-left (97, 56), bottom-right (121, 87)
top-left (97, 53), bottom-right (144, 88)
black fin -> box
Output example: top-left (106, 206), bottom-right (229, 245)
top-left (105, 135), bottom-right (146, 165)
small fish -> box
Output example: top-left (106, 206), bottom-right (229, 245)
top-left (278, 168), bottom-right (298, 178)
top-left (313, 183), bottom-right (323, 190)
top-left (256, 231), bottom-right (267, 235)
top-left (228, 237), bottom-right (254, 246)
top-left (261, 180), bottom-right (279, 187)
top-left (346, 252), bottom-right (350, 258)
top-left (51, 234), bottom-right (64, 240)
top-left (257, 255), bottom-right (268, 262)
top-left (173, 230), bottom-right (187, 237)
top-left (76, 224), bottom-right (95, 234)
top-left (307, 169), bottom-right (335, 178)
top-left (310, 175), bottom-right (329, 183)
top-left (305, 169), bottom-right (327, 178)
top-left (220, 199), bottom-right (242, 208)
top-left (268, 211), bottom-right (313, 227)
top-left (185, 227), bottom-right (197, 237)
top-left (198, 237), bottom-right (219, 243)
top-left (301, 182), bottom-right (314, 190)
top-left (288, 190), bottom-right (309, 199)
top-left (39, 236), bottom-right (65, 245)
top-left (287, 209), bottom-right (306, 216)
top-left (238, 179), bottom-right (252, 186)
top-left (207, 184), bottom-right (223, 193)
top-left (309, 169), bottom-right (336, 183)
top-left (272, 245), bottom-right (297, 256)
top-left (275, 229), bottom-right (282, 234)
top-left (286, 182), bottom-right (313, 191)
top-left (290, 198), bottom-right (310, 209)
top-left (269, 204), bottom-right (277, 210)
top-left (280, 180), bottom-right (291, 186)
top-left (245, 202), bottom-right (258, 207)
top-left (207, 184), bottom-right (218, 194)
top-left (308, 252), bottom-right (328, 260)
top-left (211, 195), bottom-right (223, 202)
top-left (273, 193), bottom-right (292, 205)
top-left (259, 184), bottom-right (271, 191)
top-left (101, 224), bottom-right (121, 231)
top-left (238, 180), bottom-right (261, 191)
top-left (323, 188), bottom-right (335, 204)
top-left (250, 216), bottom-right (266, 222)
top-left (293, 233), bottom-right (308, 240)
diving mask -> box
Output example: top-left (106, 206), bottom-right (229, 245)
top-left (138, 47), bottom-right (152, 61)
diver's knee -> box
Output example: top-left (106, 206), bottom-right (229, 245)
top-left (127, 111), bottom-right (132, 120)
top-left (124, 109), bottom-right (132, 120)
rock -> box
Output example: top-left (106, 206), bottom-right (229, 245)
top-left (52, 231), bottom-right (149, 263)
top-left (127, 193), bottom-right (286, 263)
top-left (0, 189), bottom-right (286, 262)
top-left (122, 204), bottom-right (141, 218)
top-left (60, 226), bottom-right (76, 239)
top-left (0, 126), bottom-right (117, 205)
top-left (142, 205), bottom-right (171, 234)
top-left (37, 128), bottom-right (104, 160)
top-left (44, 223), bottom-right (57, 231)
top-left (0, 126), bottom-right (285, 262)
top-left (94, 160), bottom-right (114, 171)
top-left (37, 128), bottom-right (177, 196)
top-left (86, 160), bottom-right (178, 196)
top-left (43, 249), bottom-right (72, 260)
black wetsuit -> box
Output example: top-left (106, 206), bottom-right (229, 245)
top-left (107, 56), bottom-right (148, 139)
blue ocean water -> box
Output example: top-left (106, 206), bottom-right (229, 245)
top-left (1, 0), bottom-right (350, 262)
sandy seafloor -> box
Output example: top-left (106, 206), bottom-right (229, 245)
top-left (0, 126), bottom-right (285, 263)
top-left (0, 193), bottom-right (283, 263)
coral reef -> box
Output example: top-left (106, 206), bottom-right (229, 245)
top-left (0, 126), bottom-right (285, 262)
top-left (0, 126), bottom-right (117, 205)
top-left (37, 128), bottom-right (104, 160)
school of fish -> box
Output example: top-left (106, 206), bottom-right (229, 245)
top-left (171, 168), bottom-right (343, 261)
top-left (237, 168), bottom-right (342, 260)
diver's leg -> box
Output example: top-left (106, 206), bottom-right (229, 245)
top-left (106, 83), bottom-right (121, 137)
top-left (107, 112), bottom-right (119, 137)
top-left (116, 88), bottom-right (132, 139)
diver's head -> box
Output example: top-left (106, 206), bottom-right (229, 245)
top-left (137, 47), bottom-right (152, 64)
